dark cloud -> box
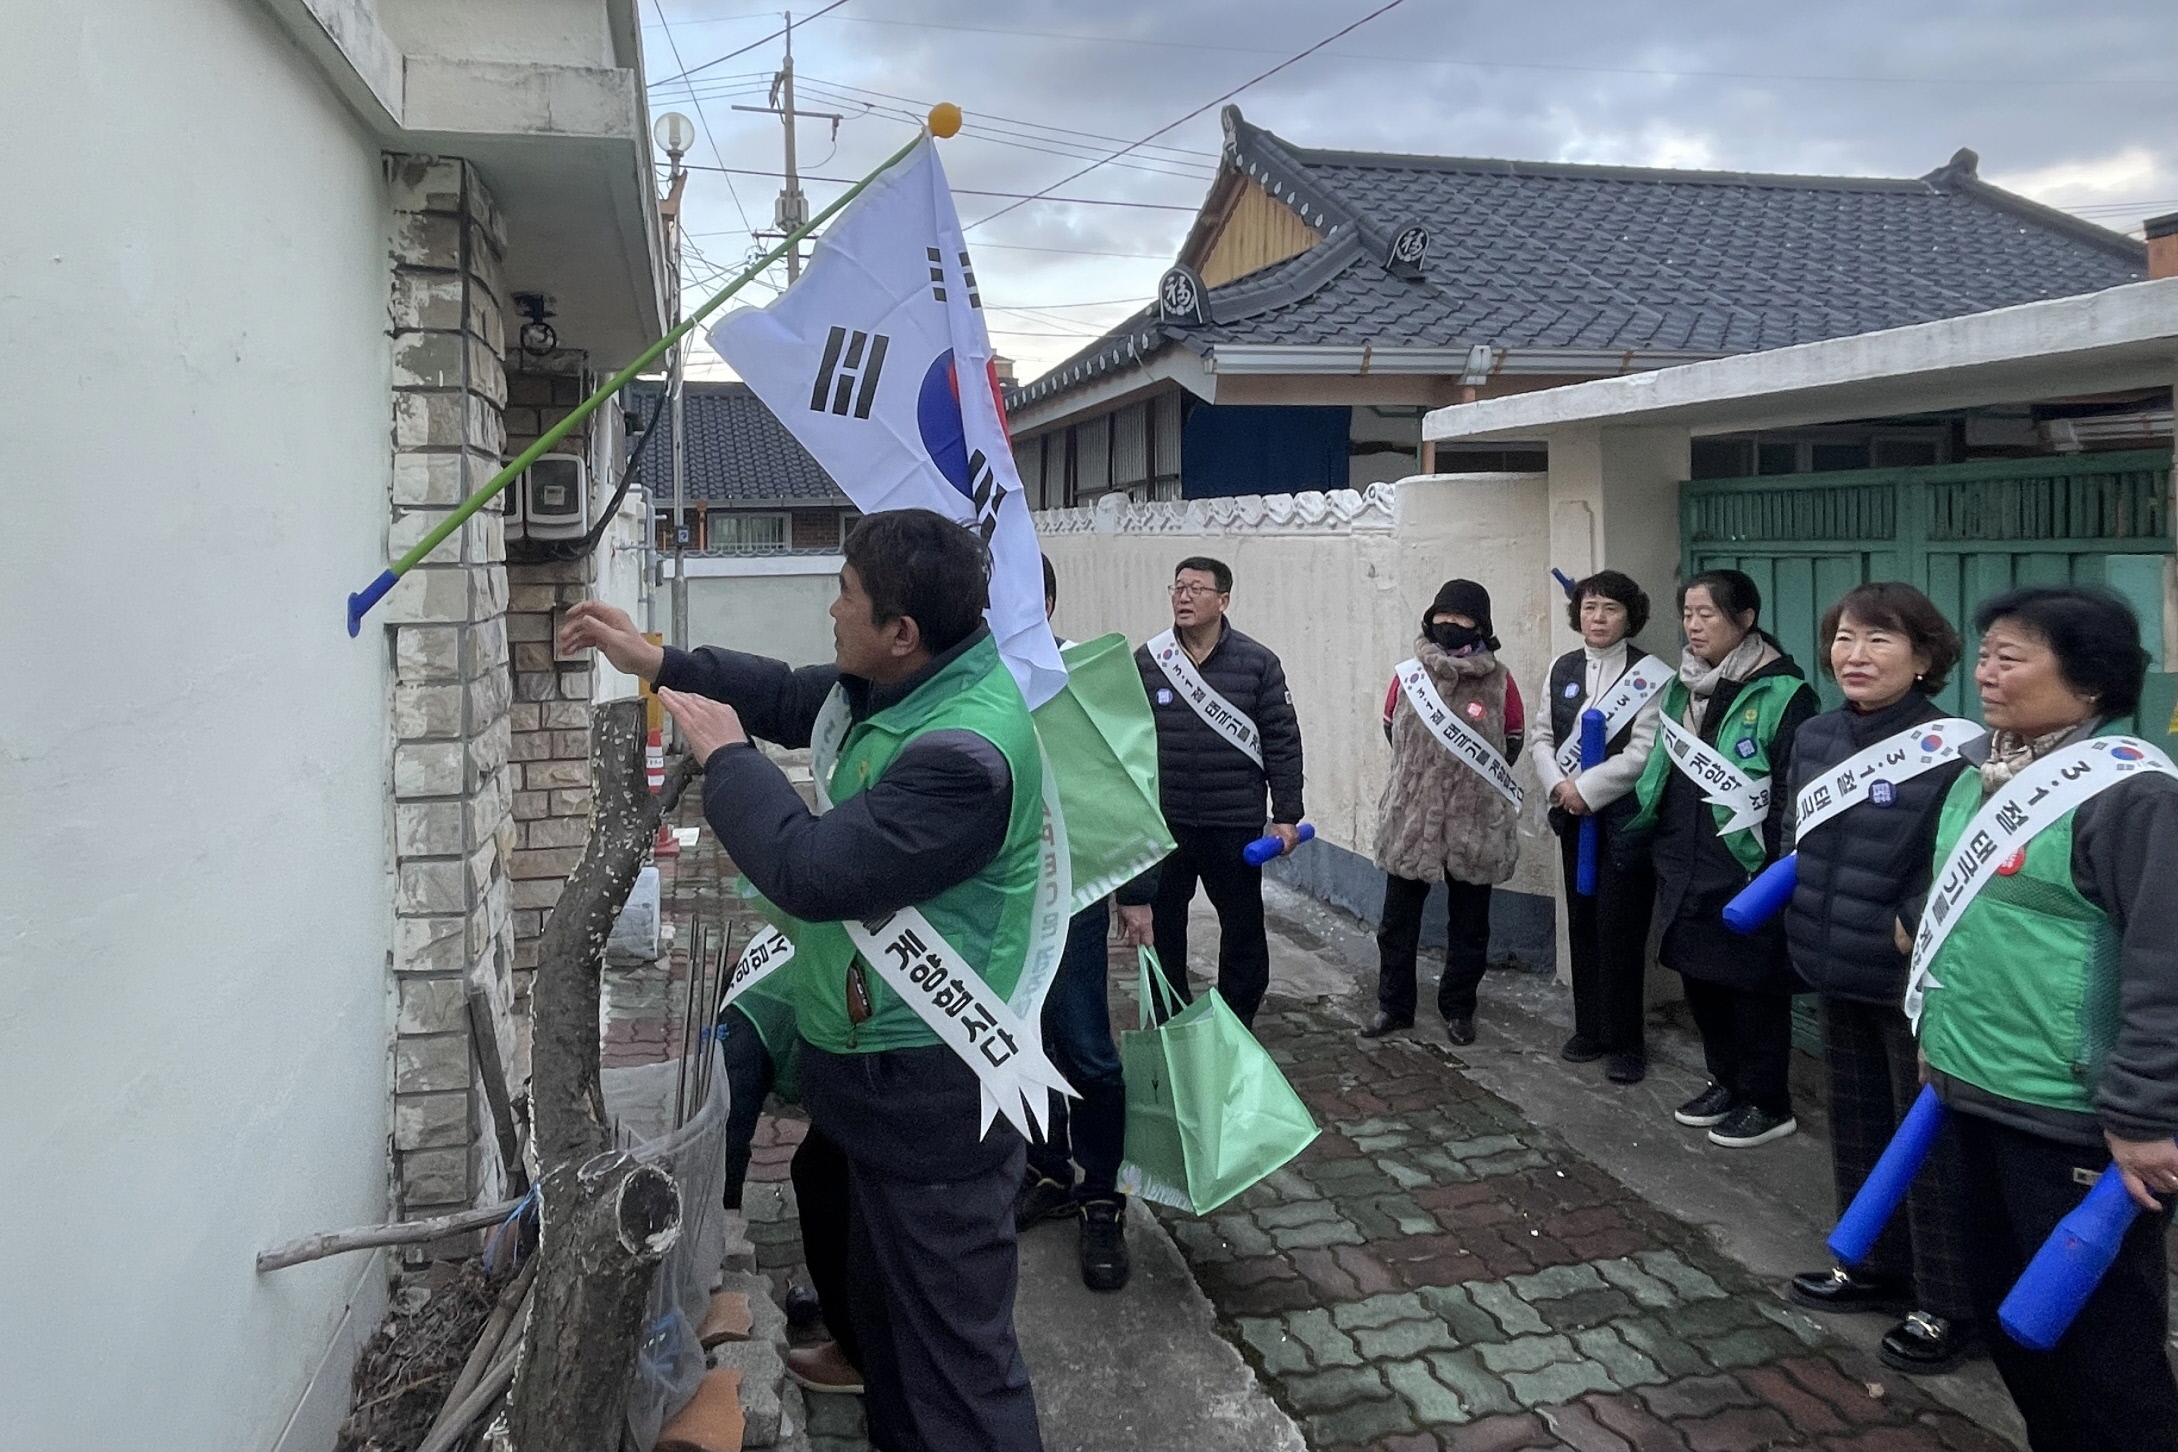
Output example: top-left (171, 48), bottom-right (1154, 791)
top-left (649, 0), bottom-right (2175, 381)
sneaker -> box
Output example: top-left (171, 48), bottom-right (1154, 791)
top-left (1560, 1034), bottom-right (1606, 1063)
top-left (1789, 1266), bottom-right (1913, 1315)
top-left (1673, 1082), bottom-right (1736, 1126)
top-left (1879, 1311), bottom-right (1979, 1375)
top-left (1445, 1015), bottom-right (1476, 1047)
top-left (1014, 1172), bottom-right (1079, 1231)
top-left (785, 1341), bottom-right (864, 1395)
top-left (1605, 1052), bottom-right (1647, 1084)
top-left (1707, 1104), bottom-right (1798, 1147)
top-left (1078, 1196), bottom-right (1131, 1292)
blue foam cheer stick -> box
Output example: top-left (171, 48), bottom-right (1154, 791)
top-left (1551, 567), bottom-right (1578, 598)
top-left (1999, 1161), bottom-right (2152, 1352)
top-left (1575, 708), bottom-right (1606, 896)
top-left (1827, 1085), bottom-right (1947, 1265)
top-left (1724, 853), bottom-right (1799, 934)
top-left (1244, 822), bottom-right (1314, 866)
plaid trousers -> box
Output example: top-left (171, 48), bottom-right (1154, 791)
top-left (1822, 995), bottom-right (1977, 1321)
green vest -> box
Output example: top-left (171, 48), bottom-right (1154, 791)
top-left (1918, 755), bottom-right (2120, 1118)
top-left (781, 633), bottom-right (1045, 1056)
top-left (1627, 672), bottom-right (1803, 873)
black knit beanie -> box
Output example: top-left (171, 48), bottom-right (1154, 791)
top-left (1426, 579), bottom-right (1497, 648)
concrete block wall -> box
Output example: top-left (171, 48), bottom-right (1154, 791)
top-left (384, 155), bottom-right (519, 1219)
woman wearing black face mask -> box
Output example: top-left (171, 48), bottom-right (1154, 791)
top-left (1365, 580), bottom-right (1526, 1047)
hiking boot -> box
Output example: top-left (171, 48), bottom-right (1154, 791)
top-left (1079, 1196), bottom-right (1131, 1292)
top-left (1790, 1266), bottom-right (1912, 1316)
top-left (1880, 1311), bottom-right (1979, 1375)
top-left (1560, 1034), bottom-right (1606, 1063)
top-left (1672, 1082), bottom-right (1736, 1126)
top-left (1708, 1104), bottom-right (1798, 1147)
top-left (1360, 1011), bottom-right (1412, 1038)
top-left (785, 1341), bottom-right (864, 1395)
top-left (1605, 1052), bottom-right (1647, 1084)
top-left (1014, 1172), bottom-right (1079, 1231)
top-left (1445, 1015), bottom-right (1476, 1047)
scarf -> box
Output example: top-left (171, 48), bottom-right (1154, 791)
top-left (1979, 718), bottom-right (2101, 795)
top-left (1676, 633), bottom-right (1776, 727)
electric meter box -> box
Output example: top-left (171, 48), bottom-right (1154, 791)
top-left (518, 454), bottom-right (587, 539)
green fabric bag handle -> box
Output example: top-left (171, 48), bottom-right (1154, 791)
top-left (1136, 945), bottom-right (1187, 1030)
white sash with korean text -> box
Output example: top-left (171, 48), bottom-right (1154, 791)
top-left (1553, 659), bottom-right (1671, 777)
top-left (810, 685), bottom-right (1076, 1138)
top-left (1393, 658), bottom-right (1524, 808)
top-left (1656, 716), bottom-right (1770, 835)
top-left (1904, 736), bottom-right (2176, 1027)
top-left (1793, 718), bottom-right (1984, 841)
top-left (720, 924), bottom-right (796, 1010)
top-left (1146, 629), bottom-right (1263, 766)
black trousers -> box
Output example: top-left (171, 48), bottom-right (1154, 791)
top-left (1681, 977), bottom-right (1795, 1118)
top-left (1150, 822), bottom-right (1270, 1027)
top-left (1376, 873), bottom-right (1493, 1023)
top-left (1952, 1113), bottom-right (2178, 1451)
top-left (1556, 827), bottom-right (1653, 1056)
top-left (719, 1005), bottom-right (776, 1212)
top-left (800, 1045), bottom-right (1043, 1452)
top-left (790, 1125), bottom-right (861, 1368)
top-left (1821, 997), bottom-right (1974, 1320)
top-left (1027, 900), bottom-right (1127, 1201)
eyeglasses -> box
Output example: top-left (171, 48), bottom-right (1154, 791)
top-left (1170, 584), bottom-right (1224, 599)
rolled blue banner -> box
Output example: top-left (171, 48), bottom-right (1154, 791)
top-left (1575, 708), bottom-right (1606, 896)
top-left (1724, 852), bottom-right (1799, 934)
top-left (346, 569), bottom-right (399, 638)
top-left (1244, 822), bottom-right (1314, 866)
top-left (1999, 1164), bottom-right (2143, 1352)
top-left (1827, 1085), bottom-right (1947, 1266)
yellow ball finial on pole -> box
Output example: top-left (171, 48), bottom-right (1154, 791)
top-left (927, 103), bottom-right (963, 139)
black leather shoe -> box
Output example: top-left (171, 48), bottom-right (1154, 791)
top-left (1879, 1312), bottom-right (1978, 1375)
top-left (1560, 1034), bottom-right (1606, 1063)
top-left (1360, 1011), bottom-right (1412, 1038)
top-left (1013, 1173), bottom-right (1078, 1231)
top-left (1605, 1052), bottom-right (1647, 1084)
top-left (1445, 1015), bottom-right (1476, 1047)
top-left (1079, 1197), bottom-right (1131, 1291)
top-left (1789, 1265), bottom-right (1913, 1315)
top-left (1672, 1082), bottom-right (1736, 1126)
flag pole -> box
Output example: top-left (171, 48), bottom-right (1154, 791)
top-left (346, 105), bottom-right (963, 636)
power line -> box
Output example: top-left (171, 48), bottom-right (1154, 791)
top-left (646, 0), bottom-right (852, 89)
top-left (966, 0), bottom-right (1412, 232)
top-left (673, 161), bottom-right (1198, 210)
top-left (649, 0), bottom-right (755, 240)
top-left (779, 75), bottom-right (1220, 162)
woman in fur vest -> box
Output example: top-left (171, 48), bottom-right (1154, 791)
top-left (1364, 580), bottom-right (1525, 1047)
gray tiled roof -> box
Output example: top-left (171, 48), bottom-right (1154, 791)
top-left (627, 380), bottom-right (846, 504)
top-left (1010, 107), bottom-right (2145, 408)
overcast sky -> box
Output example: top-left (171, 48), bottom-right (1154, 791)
top-left (642, 0), bottom-right (2176, 384)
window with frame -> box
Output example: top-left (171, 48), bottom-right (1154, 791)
top-left (706, 511), bottom-right (788, 551)
top-left (837, 511), bottom-right (863, 547)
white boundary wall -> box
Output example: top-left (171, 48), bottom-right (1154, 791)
top-left (1039, 476), bottom-right (1563, 920)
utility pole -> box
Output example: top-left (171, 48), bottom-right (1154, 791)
top-left (735, 13), bottom-right (842, 283)
top-left (653, 112), bottom-right (695, 650)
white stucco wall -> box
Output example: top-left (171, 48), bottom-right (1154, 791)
top-left (685, 564), bottom-right (847, 668)
top-left (1039, 478), bottom-right (1561, 910)
top-left (0, 3), bottom-right (399, 1448)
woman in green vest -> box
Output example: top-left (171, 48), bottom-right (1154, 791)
top-left (1627, 569), bottom-right (1818, 1149)
top-left (1915, 585), bottom-right (2178, 1447)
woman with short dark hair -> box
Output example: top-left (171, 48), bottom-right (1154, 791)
top-left (1625, 569), bottom-right (1819, 1147)
top-left (1913, 585), bottom-right (2178, 1445)
top-left (1781, 583), bottom-right (1979, 1374)
top-left (1530, 570), bottom-right (1666, 1084)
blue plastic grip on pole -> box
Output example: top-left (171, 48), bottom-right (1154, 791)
top-left (1723, 853), bottom-right (1799, 934)
top-left (1827, 1085), bottom-right (1948, 1266)
top-left (347, 569), bottom-right (398, 638)
top-left (1998, 1164), bottom-right (2144, 1352)
top-left (1551, 567), bottom-right (1578, 598)
top-left (1244, 822), bottom-right (1314, 866)
top-left (1575, 708), bottom-right (1606, 896)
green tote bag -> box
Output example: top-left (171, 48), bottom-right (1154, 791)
top-left (1031, 632), bottom-right (1176, 912)
top-left (1117, 949), bottom-right (1321, 1215)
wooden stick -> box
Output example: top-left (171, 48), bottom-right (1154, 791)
top-left (430, 1256), bottom-right (538, 1435)
top-left (467, 981), bottom-right (530, 1198)
top-left (413, 1338), bottom-right (521, 1452)
top-left (256, 1200), bottom-right (522, 1273)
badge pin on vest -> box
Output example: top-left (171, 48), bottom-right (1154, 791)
top-left (1869, 780), bottom-right (1896, 807)
top-left (1156, 688), bottom-right (1173, 704)
top-left (1735, 738), bottom-right (1758, 759)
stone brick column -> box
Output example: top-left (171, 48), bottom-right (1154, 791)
top-left (383, 156), bottom-right (518, 1219)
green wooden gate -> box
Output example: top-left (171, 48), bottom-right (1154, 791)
top-left (1679, 449), bottom-right (2173, 1051)
top-left (1681, 449), bottom-right (2173, 715)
